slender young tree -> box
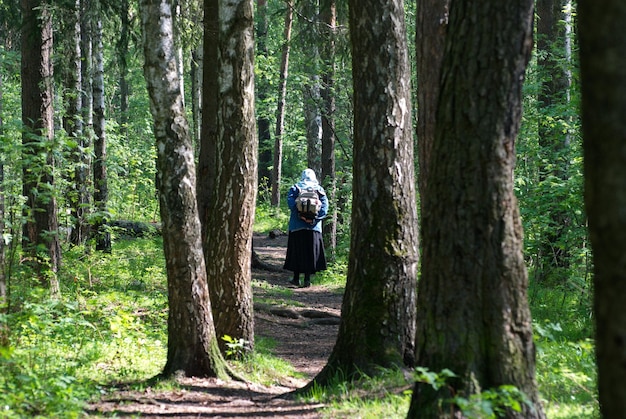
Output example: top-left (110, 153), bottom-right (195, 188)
top-left (81, 0), bottom-right (95, 225)
top-left (256, 0), bottom-right (273, 189)
top-left (0, 65), bottom-right (6, 346)
top-left (578, 0), bottom-right (626, 415)
top-left (205, 0), bottom-right (257, 353)
top-left (21, 0), bottom-right (61, 291)
top-left (308, 0), bottom-right (418, 386)
top-left (320, 0), bottom-right (337, 254)
top-left (117, 0), bottom-right (131, 141)
top-left (408, 0), bottom-right (544, 417)
top-left (139, 0), bottom-right (230, 379)
top-left (93, 10), bottom-right (111, 252)
top-left (270, 1), bottom-right (294, 207)
top-left (61, 0), bottom-right (89, 246)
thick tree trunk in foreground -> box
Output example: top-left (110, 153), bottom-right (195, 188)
top-left (310, 0), bottom-right (418, 386)
top-left (140, 0), bottom-right (229, 379)
top-left (578, 1), bottom-right (626, 415)
top-left (21, 0), bottom-right (61, 291)
top-left (408, 1), bottom-right (544, 417)
top-left (205, 0), bottom-right (257, 354)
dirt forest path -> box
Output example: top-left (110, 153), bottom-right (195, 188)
top-left (89, 233), bottom-right (342, 418)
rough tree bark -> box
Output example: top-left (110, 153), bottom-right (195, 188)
top-left (20, 0), bottom-right (61, 291)
top-left (197, 0), bottom-right (218, 260)
top-left (205, 0), bottom-right (257, 353)
top-left (408, 0), bottom-right (545, 417)
top-left (139, 0), bottom-right (229, 379)
top-left (308, 0), bottom-right (418, 386)
top-left (578, 0), bottom-right (626, 415)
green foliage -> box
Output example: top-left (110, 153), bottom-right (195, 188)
top-left (413, 368), bottom-right (533, 418)
top-left (0, 238), bottom-right (168, 417)
top-left (413, 367), bottom-right (456, 391)
top-left (221, 335), bottom-right (250, 360)
top-left (303, 368), bottom-right (411, 419)
top-left (453, 385), bottom-right (531, 419)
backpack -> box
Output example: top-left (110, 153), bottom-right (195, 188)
top-left (295, 185), bottom-right (323, 221)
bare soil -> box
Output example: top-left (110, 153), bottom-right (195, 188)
top-left (88, 232), bottom-right (342, 418)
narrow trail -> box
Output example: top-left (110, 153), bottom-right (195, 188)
top-left (89, 233), bottom-right (342, 418)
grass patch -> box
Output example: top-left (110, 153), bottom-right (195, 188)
top-left (299, 368), bottom-right (411, 419)
top-left (531, 287), bottom-right (599, 418)
top-left (230, 336), bottom-right (306, 386)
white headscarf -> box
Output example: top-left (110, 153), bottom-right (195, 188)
top-left (298, 168), bottom-right (319, 189)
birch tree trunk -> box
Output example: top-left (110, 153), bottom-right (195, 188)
top-left (62, 0), bottom-right (89, 246)
top-left (205, 0), bottom-right (257, 353)
top-left (197, 0), bottom-right (218, 259)
top-left (0, 67), bottom-right (6, 345)
top-left (93, 13), bottom-right (111, 252)
top-left (139, 0), bottom-right (229, 378)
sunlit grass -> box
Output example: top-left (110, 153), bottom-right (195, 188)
top-left (300, 368), bottom-right (412, 419)
top-left (0, 231), bottom-right (601, 418)
top-left (230, 336), bottom-right (306, 386)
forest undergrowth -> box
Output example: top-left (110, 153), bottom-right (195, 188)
top-left (0, 212), bottom-right (599, 418)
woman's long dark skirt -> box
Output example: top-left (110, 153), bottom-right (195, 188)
top-left (283, 229), bottom-right (327, 274)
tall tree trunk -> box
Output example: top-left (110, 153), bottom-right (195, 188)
top-left (578, 1), bottom-right (626, 415)
top-left (63, 0), bottom-right (89, 246)
top-left (0, 66), bottom-right (7, 346)
top-left (320, 0), bottom-right (337, 254)
top-left (81, 0), bottom-right (95, 228)
top-left (415, 0), bottom-right (449, 208)
top-left (309, 0), bottom-right (418, 386)
top-left (256, 0), bottom-right (272, 191)
top-left (20, 0), bottom-right (61, 292)
top-left (93, 14), bottom-right (111, 252)
top-left (140, 0), bottom-right (230, 379)
top-left (535, 0), bottom-right (572, 282)
top-left (408, 0), bottom-right (544, 417)
top-left (118, 0), bottom-right (130, 140)
top-left (197, 0), bottom-right (218, 263)
top-left (206, 0), bottom-right (257, 354)
top-left (270, 2), bottom-right (294, 207)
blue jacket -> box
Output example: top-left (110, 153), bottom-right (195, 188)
top-left (287, 169), bottom-right (328, 233)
